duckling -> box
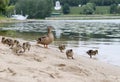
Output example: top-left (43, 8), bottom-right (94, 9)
top-left (14, 40), bottom-right (19, 45)
top-left (13, 43), bottom-right (23, 54)
top-left (4, 38), bottom-right (14, 47)
top-left (37, 26), bottom-right (54, 48)
top-left (10, 40), bottom-right (20, 49)
top-left (5, 39), bottom-right (19, 49)
top-left (86, 50), bottom-right (98, 58)
top-left (8, 39), bottom-right (15, 49)
top-left (58, 44), bottom-right (65, 52)
top-left (1, 37), bottom-right (6, 44)
top-left (1, 37), bottom-right (18, 48)
top-left (66, 49), bottom-right (74, 59)
top-left (22, 42), bottom-right (31, 52)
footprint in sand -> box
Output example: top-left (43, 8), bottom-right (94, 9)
top-left (33, 56), bottom-right (46, 62)
top-left (58, 65), bottom-right (91, 76)
top-left (7, 68), bottom-right (16, 76)
top-left (33, 57), bottom-right (42, 62)
top-left (0, 67), bottom-right (16, 76)
top-left (56, 64), bottom-right (66, 67)
top-left (39, 70), bottom-right (62, 79)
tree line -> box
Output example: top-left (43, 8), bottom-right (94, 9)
top-left (54, 0), bottom-right (120, 6)
top-left (1, 0), bottom-right (120, 19)
top-left (59, 0), bottom-right (120, 15)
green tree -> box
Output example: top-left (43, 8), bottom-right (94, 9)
top-left (9, 0), bottom-right (19, 5)
top-left (0, 0), bottom-right (9, 14)
top-left (15, 0), bottom-right (53, 19)
top-left (81, 3), bottom-right (95, 15)
top-left (6, 5), bottom-right (15, 17)
top-left (62, 3), bottom-right (70, 14)
top-left (89, 0), bottom-right (118, 6)
top-left (110, 4), bottom-right (117, 14)
top-left (116, 6), bottom-right (120, 14)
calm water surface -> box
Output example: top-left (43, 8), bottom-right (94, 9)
top-left (0, 19), bottom-right (120, 66)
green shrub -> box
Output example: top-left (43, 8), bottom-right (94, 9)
top-left (62, 3), bottom-right (70, 14)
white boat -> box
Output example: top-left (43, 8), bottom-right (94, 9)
top-left (11, 14), bottom-right (28, 20)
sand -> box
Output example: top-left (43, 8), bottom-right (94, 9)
top-left (0, 19), bottom-right (27, 24)
top-left (0, 36), bottom-right (120, 82)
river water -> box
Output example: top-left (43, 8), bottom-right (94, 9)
top-left (0, 19), bottom-right (120, 66)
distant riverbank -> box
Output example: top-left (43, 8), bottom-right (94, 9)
top-left (45, 15), bottom-right (120, 20)
top-left (0, 19), bottom-right (27, 24)
top-left (0, 16), bottom-right (28, 24)
top-left (1, 15), bottom-right (120, 23)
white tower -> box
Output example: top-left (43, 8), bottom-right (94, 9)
top-left (54, 1), bottom-right (61, 10)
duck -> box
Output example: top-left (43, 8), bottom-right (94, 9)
top-left (58, 44), bottom-right (65, 52)
top-left (86, 50), bottom-right (98, 58)
top-left (12, 43), bottom-right (23, 54)
top-left (66, 49), bottom-right (74, 59)
top-left (37, 26), bottom-right (54, 48)
top-left (1, 37), bottom-right (6, 44)
top-left (22, 42), bottom-right (31, 52)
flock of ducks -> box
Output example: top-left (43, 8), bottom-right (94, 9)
top-left (1, 37), bottom-right (31, 55)
top-left (1, 26), bottom-right (98, 58)
top-left (58, 44), bottom-right (98, 59)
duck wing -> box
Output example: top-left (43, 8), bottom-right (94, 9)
top-left (37, 35), bottom-right (49, 43)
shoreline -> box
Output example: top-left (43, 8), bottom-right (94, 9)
top-left (1, 15), bottom-right (120, 24)
top-left (0, 36), bottom-right (120, 82)
top-left (45, 15), bottom-right (120, 20)
top-left (0, 18), bottom-right (28, 24)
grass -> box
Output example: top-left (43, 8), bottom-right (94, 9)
top-left (69, 6), bottom-right (110, 15)
top-left (70, 7), bottom-right (83, 14)
top-left (0, 15), bottom-right (24, 23)
top-left (95, 6), bottom-right (110, 14)
top-left (0, 15), bottom-right (8, 20)
top-left (0, 15), bottom-right (11, 22)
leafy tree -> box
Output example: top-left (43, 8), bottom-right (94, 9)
top-left (62, 3), bottom-right (70, 14)
top-left (9, 0), bottom-right (19, 5)
top-left (110, 4), bottom-right (117, 14)
top-left (87, 2), bottom-right (96, 10)
top-left (15, 0), bottom-right (53, 19)
top-left (81, 3), bottom-right (95, 15)
top-left (0, 0), bottom-right (9, 14)
top-left (81, 0), bottom-right (90, 5)
top-left (117, 6), bottom-right (120, 14)
top-left (89, 0), bottom-right (118, 6)
top-left (6, 5), bottom-right (15, 17)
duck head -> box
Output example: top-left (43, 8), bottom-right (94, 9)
top-left (47, 26), bottom-right (54, 33)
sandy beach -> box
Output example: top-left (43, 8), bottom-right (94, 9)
top-left (0, 19), bottom-right (27, 24)
top-left (0, 36), bottom-right (120, 82)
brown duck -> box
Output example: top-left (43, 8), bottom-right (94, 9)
top-left (66, 49), bottom-right (74, 59)
top-left (86, 50), bottom-right (98, 58)
top-left (58, 44), bottom-right (65, 52)
top-left (37, 26), bottom-right (54, 48)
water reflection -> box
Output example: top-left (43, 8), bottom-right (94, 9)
top-left (0, 20), bottom-right (120, 66)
